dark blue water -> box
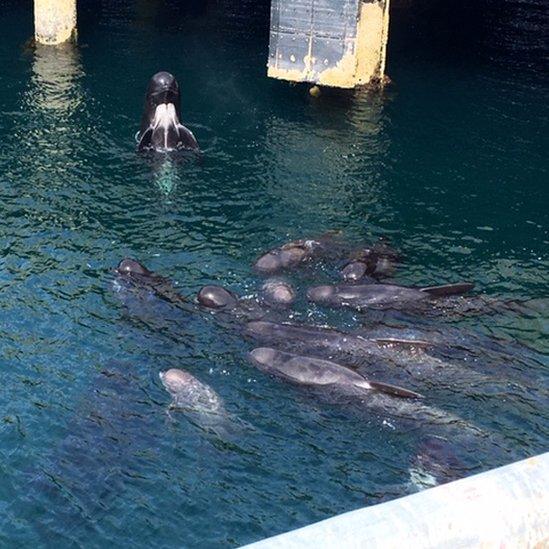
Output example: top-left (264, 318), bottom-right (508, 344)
top-left (0, 1), bottom-right (547, 547)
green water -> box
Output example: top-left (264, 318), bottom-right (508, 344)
top-left (0, 0), bottom-right (547, 547)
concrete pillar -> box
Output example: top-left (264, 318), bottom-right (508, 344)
top-left (268, 0), bottom-right (390, 89)
top-left (34, 0), bottom-right (77, 45)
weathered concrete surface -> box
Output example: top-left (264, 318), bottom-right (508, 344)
top-left (268, 0), bottom-right (390, 88)
top-left (243, 452), bottom-right (549, 548)
top-left (34, 0), bottom-right (77, 45)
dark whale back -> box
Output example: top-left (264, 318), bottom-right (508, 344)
top-left (308, 282), bottom-right (475, 309)
top-left (115, 257), bottom-right (188, 307)
top-left (249, 348), bottom-right (423, 399)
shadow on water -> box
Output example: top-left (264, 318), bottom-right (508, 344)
top-left (6, 361), bottom-right (159, 546)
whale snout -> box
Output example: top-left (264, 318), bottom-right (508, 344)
top-left (262, 280), bottom-right (296, 305)
top-left (255, 252), bottom-right (280, 273)
top-left (249, 348), bottom-right (276, 367)
top-left (149, 71), bottom-right (179, 98)
top-left (152, 71), bottom-right (176, 89)
top-left (307, 285), bottom-right (334, 302)
top-left (197, 285), bottom-right (238, 309)
top-left (159, 368), bottom-right (193, 393)
top-left (116, 258), bottom-right (150, 276)
top-left (145, 71), bottom-right (181, 113)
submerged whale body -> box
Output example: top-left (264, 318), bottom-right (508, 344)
top-left (159, 368), bottom-right (224, 414)
top-left (137, 71), bottom-right (199, 153)
top-left (17, 361), bottom-right (159, 543)
top-left (245, 320), bottom-right (429, 354)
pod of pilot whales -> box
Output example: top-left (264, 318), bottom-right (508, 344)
top-left (112, 223), bottom-right (546, 489)
top-left (117, 72), bottom-right (541, 486)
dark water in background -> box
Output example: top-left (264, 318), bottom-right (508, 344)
top-left (0, 0), bottom-right (547, 546)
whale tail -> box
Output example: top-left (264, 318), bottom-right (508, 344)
top-left (419, 283), bottom-right (475, 297)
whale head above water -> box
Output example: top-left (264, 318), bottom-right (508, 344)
top-left (138, 71), bottom-right (199, 153)
top-left (144, 71), bottom-right (181, 114)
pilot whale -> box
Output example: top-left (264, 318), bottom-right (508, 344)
top-left (244, 320), bottom-right (509, 392)
top-left (253, 232), bottom-right (348, 275)
top-left (115, 258), bottom-right (189, 308)
top-left (249, 347), bottom-right (422, 399)
top-left (245, 320), bottom-right (429, 353)
top-left (340, 240), bottom-right (400, 282)
top-left (159, 369), bottom-right (224, 415)
top-left (137, 71), bottom-right (199, 153)
top-left (248, 348), bottom-right (487, 430)
top-left (260, 279), bottom-right (297, 306)
top-left (254, 239), bottom-right (322, 274)
top-left (308, 282), bottom-right (475, 310)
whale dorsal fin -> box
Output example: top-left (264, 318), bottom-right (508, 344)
top-left (419, 283), bottom-right (475, 297)
top-left (368, 381), bottom-right (424, 399)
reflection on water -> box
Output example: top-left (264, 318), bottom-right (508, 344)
top-left (18, 43), bottom-right (88, 177)
top-left (0, 0), bottom-right (547, 547)
top-left (261, 93), bottom-right (390, 227)
top-left (151, 156), bottom-right (180, 196)
top-left (28, 43), bottom-right (85, 114)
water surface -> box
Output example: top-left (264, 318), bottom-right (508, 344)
top-left (0, 1), bottom-right (547, 547)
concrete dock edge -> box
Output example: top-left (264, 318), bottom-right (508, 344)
top-left (243, 452), bottom-right (549, 548)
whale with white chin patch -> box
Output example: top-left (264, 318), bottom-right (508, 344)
top-left (137, 71), bottom-right (199, 152)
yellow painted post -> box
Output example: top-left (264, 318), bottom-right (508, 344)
top-left (355, 0), bottom-right (391, 86)
top-left (34, 0), bottom-right (77, 45)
